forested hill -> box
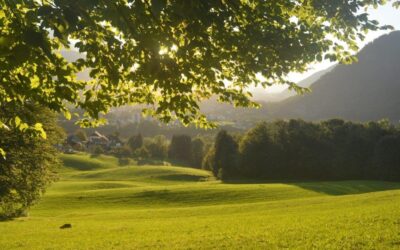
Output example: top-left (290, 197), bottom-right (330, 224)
top-left (266, 31), bottom-right (400, 122)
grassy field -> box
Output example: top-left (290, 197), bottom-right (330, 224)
top-left (1, 153), bottom-right (400, 249)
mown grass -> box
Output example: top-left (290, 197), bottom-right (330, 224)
top-left (1, 154), bottom-right (400, 249)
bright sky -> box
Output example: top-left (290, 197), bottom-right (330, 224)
top-left (263, 4), bottom-right (400, 93)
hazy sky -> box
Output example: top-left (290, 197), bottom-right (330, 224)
top-left (263, 4), bottom-right (400, 93)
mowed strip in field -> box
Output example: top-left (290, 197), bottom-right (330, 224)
top-left (1, 154), bottom-right (400, 249)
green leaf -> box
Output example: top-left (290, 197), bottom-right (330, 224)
top-left (34, 123), bottom-right (47, 139)
top-left (30, 75), bottom-right (40, 88)
top-left (19, 123), bottom-right (29, 131)
top-left (0, 148), bottom-right (5, 159)
top-left (63, 110), bottom-right (72, 120)
top-left (0, 121), bottom-right (9, 130)
top-left (15, 116), bottom-right (21, 127)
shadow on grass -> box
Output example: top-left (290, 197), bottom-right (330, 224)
top-left (0, 211), bottom-right (28, 222)
top-left (61, 158), bottom-right (103, 171)
top-left (0, 217), bottom-right (13, 222)
top-left (137, 158), bottom-right (169, 166)
top-left (223, 179), bottom-right (400, 196)
top-left (156, 174), bottom-right (210, 182)
top-left (293, 181), bottom-right (400, 195)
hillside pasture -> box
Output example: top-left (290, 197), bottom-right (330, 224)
top-left (1, 154), bottom-right (400, 249)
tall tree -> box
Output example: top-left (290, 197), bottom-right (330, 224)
top-left (191, 137), bottom-right (204, 168)
top-left (128, 134), bottom-right (143, 151)
top-left (0, 104), bottom-right (64, 219)
top-left (168, 134), bottom-right (192, 164)
top-left (145, 135), bottom-right (168, 159)
top-left (214, 130), bottom-right (239, 179)
top-left (0, 0), bottom-right (396, 150)
top-left (239, 122), bottom-right (275, 178)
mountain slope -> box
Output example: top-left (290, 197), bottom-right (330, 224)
top-left (267, 31), bottom-right (400, 122)
top-left (252, 65), bottom-right (335, 102)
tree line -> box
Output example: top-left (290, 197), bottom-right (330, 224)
top-left (73, 118), bottom-right (400, 182)
top-left (203, 119), bottom-right (400, 181)
top-left (81, 132), bottom-right (208, 169)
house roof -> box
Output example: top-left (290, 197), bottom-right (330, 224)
top-left (89, 131), bottom-right (109, 141)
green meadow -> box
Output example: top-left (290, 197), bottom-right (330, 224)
top-left (1, 153), bottom-right (400, 249)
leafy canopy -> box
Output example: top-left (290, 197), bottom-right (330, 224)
top-left (0, 0), bottom-right (397, 136)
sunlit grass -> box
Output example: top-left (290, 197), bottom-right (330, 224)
top-left (1, 154), bottom-right (400, 249)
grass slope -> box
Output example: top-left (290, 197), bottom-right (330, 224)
top-left (1, 154), bottom-right (400, 249)
top-left (60, 153), bottom-right (120, 171)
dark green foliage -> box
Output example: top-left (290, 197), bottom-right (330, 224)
top-left (168, 135), bottom-right (192, 165)
top-left (239, 122), bottom-right (284, 179)
top-left (118, 157), bottom-right (130, 166)
top-left (211, 130), bottom-right (239, 179)
top-left (207, 119), bottom-right (400, 181)
top-left (202, 148), bottom-right (215, 172)
top-left (0, 105), bottom-right (64, 219)
top-left (128, 134), bottom-right (143, 151)
top-left (144, 135), bottom-right (168, 160)
top-left (191, 138), bottom-right (204, 168)
top-left (92, 145), bottom-right (105, 156)
top-left (135, 147), bottom-right (150, 159)
top-left (112, 146), bottom-right (132, 158)
top-left (372, 135), bottom-right (400, 181)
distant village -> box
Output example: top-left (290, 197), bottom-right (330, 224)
top-left (60, 107), bottom-right (253, 151)
top-left (64, 131), bottom-right (123, 154)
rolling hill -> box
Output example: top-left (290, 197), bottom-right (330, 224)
top-left (1, 154), bottom-right (400, 249)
